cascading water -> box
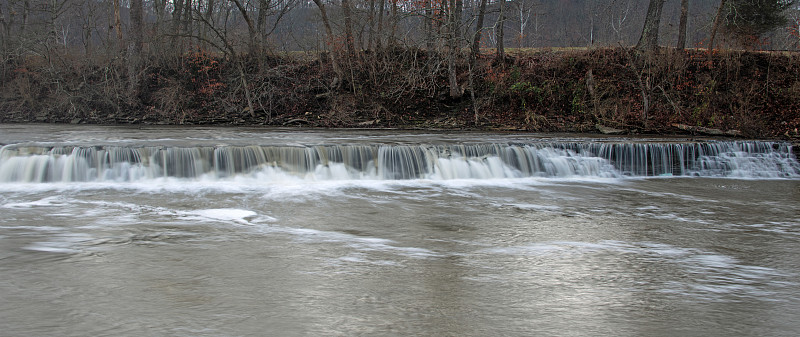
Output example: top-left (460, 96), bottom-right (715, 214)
top-left (1, 141), bottom-right (797, 183)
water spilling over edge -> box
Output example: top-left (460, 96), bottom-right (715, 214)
top-left (1, 141), bottom-right (797, 183)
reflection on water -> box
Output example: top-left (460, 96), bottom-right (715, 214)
top-left (1, 126), bottom-right (799, 336)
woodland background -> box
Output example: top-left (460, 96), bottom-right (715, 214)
top-left (1, 0), bottom-right (799, 138)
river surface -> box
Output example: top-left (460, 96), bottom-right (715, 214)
top-left (1, 125), bottom-right (799, 336)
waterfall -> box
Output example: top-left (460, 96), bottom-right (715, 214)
top-left (1, 141), bottom-right (798, 183)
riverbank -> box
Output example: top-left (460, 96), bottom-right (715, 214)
top-left (1, 47), bottom-right (798, 140)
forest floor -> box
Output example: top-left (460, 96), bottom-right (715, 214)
top-left (1, 47), bottom-right (799, 141)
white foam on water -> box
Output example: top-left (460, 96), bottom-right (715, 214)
top-left (271, 223), bottom-right (440, 259)
top-left (0, 189), bottom-right (440, 262)
top-left (191, 209), bottom-right (258, 222)
top-left (1, 196), bottom-right (67, 209)
top-left (335, 253), bottom-right (402, 267)
top-left (24, 242), bottom-right (82, 254)
top-left (23, 233), bottom-right (95, 254)
top-left (616, 187), bottom-right (723, 204)
top-left (0, 225), bottom-right (65, 232)
top-left (633, 211), bottom-right (714, 225)
top-left (166, 206), bottom-right (440, 260)
top-left (504, 203), bottom-right (562, 212)
top-left (0, 169), bottom-right (636, 202)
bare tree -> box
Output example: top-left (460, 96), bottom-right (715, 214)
top-left (423, 0), bottom-right (434, 50)
top-left (512, 0), bottom-right (535, 47)
top-left (113, 0), bottom-right (123, 49)
top-left (469, 0), bottom-right (487, 122)
top-left (610, 0), bottom-right (634, 44)
top-left (311, 0), bottom-right (342, 87)
top-left (677, 0), bottom-right (688, 49)
top-left (230, 0), bottom-right (260, 54)
top-left (469, 0), bottom-right (488, 61)
top-left (342, 0), bottom-right (355, 55)
top-left (171, 0), bottom-right (186, 52)
top-left (447, 0), bottom-right (463, 98)
top-left (129, 0), bottom-right (143, 95)
top-left (376, 0), bottom-right (385, 50)
top-left (495, 0), bottom-right (506, 59)
top-left (708, 0), bottom-right (728, 50)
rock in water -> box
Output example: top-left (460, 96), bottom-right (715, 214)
top-left (596, 124), bottom-right (625, 135)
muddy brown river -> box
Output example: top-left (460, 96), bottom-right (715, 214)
top-left (1, 125), bottom-right (799, 336)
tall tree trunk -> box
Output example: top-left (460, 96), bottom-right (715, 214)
top-left (709, 0), bottom-right (728, 51)
top-left (677, 0), bottom-right (688, 49)
top-left (257, 0), bottom-right (270, 45)
top-left (454, 0), bottom-right (462, 38)
top-left (22, 0), bottom-right (30, 34)
top-left (172, 0), bottom-right (184, 32)
top-left (377, 0), bottom-right (385, 50)
top-left (171, 0), bottom-right (184, 53)
top-left (113, 0), bottom-right (123, 50)
top-left (130, 0), bottom-right (143, 58)
top-left (129, 0), bottom-right (143, 95)
top-left (425, 1), bottom-right (433, 50)
top-left (448, 0), bottom-right (463, 98)
top-left (181, 0), bottom-right (193, 49)
top-left (469, 0), bottom-right (488, 123)
top-left (312, 0), bottom-right (342, 87)
top-left (49, 0), bottom-right (59, 48)
top-left (0, 5), bottom-right (10, 54)
top-left (635, 0), bottom-right (666, 51)
top-left (342, 0), bottom-right (356, 55)
top-left (390, 0), bottom-right (398, 47)
top-left (470, 0), bottom-right (487, 61)
top-left (368, 0), bottom-right (375, 51)
top-left (202, 0), bottom-right (215, 48)
top-left (495, 0), bottom-right (505, 59)
top-left (152, 0), bottom-right (166, 54)
top-left (83, 23), bottom-right (92, 57)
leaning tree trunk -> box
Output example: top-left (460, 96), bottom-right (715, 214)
top-left (231, 0), bottom-right (258, 55)
top-left (312, 0), bottom-right (342, 87)
top-left (470, 0), bottom-right (487, 61)
top-left (635, 0), bottom-right (666, 52)
top-left (708, 0), bottom-right (728, 51)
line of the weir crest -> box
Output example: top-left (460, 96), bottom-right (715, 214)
top-left (0, 141), bottom-right (797, 183)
